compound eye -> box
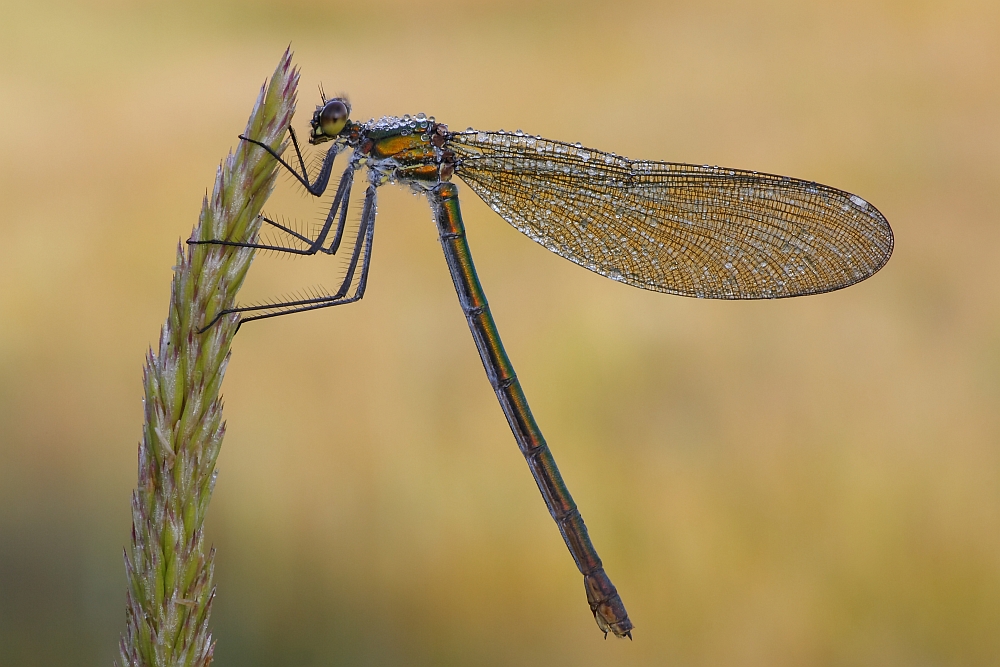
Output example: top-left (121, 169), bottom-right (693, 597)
top-left (319, 100), bottom-right (349, 137)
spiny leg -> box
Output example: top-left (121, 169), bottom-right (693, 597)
top-left (188, 165), bottom-right (355, 256)
top-left (256, 164), bottom-right (355, 255)
top-left (240, 125), bottom-right (340, 196)
top-left (198, 184), bottom-right (378, 333)
top-left (319, 166), bottom-right (354, 255)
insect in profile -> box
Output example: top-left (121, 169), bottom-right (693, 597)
top-left (190, 91), bottom-right (893, 638)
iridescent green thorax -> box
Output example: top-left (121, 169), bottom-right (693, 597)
top-left (344, 115), bottom-right (456, 185)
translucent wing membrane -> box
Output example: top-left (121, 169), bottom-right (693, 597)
top-left (449, 130), bottom-right (893, 299)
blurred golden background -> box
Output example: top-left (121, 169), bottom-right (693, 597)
top-left (2, 0), bottom-right (999, 665)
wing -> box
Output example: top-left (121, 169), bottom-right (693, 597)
top-left (448, 130), bottom-right (893, 299)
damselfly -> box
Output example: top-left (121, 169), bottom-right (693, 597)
top-left (191, 94), bottom-right (893, 639)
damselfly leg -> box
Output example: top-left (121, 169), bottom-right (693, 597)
top-left (192, 179), bottom-right (377, 332)
top-left (256, 166), bottom-right (355, 257)
top-left (242, 125), bottom-right (341, 197)
top-left (189, 143), bottom-right (354, 256)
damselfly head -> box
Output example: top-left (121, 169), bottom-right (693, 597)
top-left (310, 97), bottom-right (351, 144)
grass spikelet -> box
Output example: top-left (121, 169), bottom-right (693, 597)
top-left (118, 50), bottom-right (299, 667)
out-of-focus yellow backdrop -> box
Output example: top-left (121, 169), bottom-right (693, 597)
top-left (2, 1), bottom-right (998, 665)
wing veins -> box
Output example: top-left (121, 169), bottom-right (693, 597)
top-left (449, 130), bottom-right (892, 299)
